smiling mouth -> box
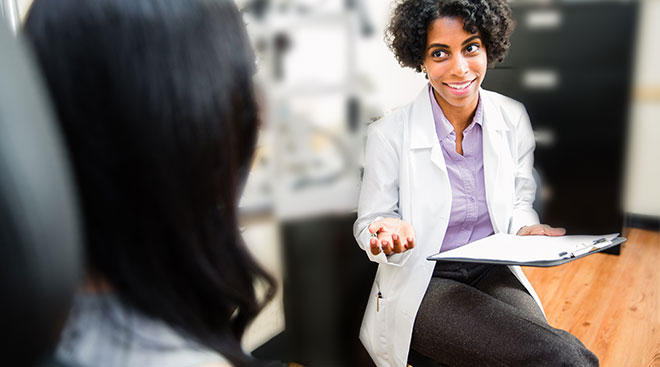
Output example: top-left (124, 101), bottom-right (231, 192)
top-left (444, 78), bottom-right (476, 90)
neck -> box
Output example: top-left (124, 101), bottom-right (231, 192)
top-left (433, 89), bottom-right (479, 133)
top-left (81, 273), bottom-right (113, 293)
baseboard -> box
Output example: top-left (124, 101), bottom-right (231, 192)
top-left (625, 213), bottom-right (660, 231)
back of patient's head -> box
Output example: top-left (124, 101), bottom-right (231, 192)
top-left (24, 0), bottom-right (274, 364)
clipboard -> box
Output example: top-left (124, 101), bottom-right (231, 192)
top-left (427, 234), bottom-right (627, 268)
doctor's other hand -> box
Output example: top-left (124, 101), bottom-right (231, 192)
top-left (368, 218), bottom-right (416, 256)
top-left (517, 224), bottom-right (566, 237)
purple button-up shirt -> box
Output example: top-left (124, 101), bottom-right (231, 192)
top-left (429, 85), bottom-right (494, 253)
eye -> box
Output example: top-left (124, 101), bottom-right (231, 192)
top-left (431, 49), bottom-right (448, 58)
top-left (465, 43), bottom-right (480, 54)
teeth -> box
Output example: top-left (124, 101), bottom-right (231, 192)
top-left (447, 81), bottom-right (472, 89)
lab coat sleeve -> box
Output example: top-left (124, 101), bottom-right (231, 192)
top-left (353, 123), bottom-right (412, 266)
top-left (509, 107), bottom-right (541, 235)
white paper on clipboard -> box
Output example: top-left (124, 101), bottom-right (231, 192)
top-left (427, 233), bottom-right (620, 265)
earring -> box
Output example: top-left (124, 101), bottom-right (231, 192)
top-left (421, 66), bottom-right (427, 73)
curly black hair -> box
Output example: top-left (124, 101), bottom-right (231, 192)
top-left (386, 0), bottom-right (514, 71)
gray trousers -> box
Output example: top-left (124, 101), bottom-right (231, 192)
top-left (410, 262), bottom-right (599, 367)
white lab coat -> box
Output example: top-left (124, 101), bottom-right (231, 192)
top-left (353, 85), bottom-right (545, 367)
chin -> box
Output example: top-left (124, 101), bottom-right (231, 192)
top-left (442, 93), bottom-right (479, 108)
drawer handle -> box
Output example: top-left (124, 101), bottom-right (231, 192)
top-left (525, 9), bottom-right (562, 29)
top-left (523, 69), bottom-right (560, 90)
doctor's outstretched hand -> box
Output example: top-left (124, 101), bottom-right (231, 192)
top-left (517, 224), bottom-right (566, 236)
top-left (368, 218), bottom-right (416, 256)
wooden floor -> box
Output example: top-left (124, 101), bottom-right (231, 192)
top-left (523, 228), bottom-right (660, 367)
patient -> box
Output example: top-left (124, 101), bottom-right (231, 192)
top-left (25, 0), bottom-right (275, 366)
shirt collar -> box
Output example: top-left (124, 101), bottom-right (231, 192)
top-left (428, 83), bottom-right (483, 141)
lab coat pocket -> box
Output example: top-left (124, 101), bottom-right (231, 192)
top-left (374, 287), bottom-right (389, 347)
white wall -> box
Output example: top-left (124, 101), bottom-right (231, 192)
top-left (624, 0), bottom-right (660, 217)
top-left (16, 0), bottom-right (30, 19)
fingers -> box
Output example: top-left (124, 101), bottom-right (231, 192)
top-left (518, 225), bottom-right (547, 236)
top-left (370, 234), bottom-right (408, 255)
top-left (406, 236), bottom-right (415, 250)
top-left (370, 234), bottom-right (394, 255)
top-left (392, 234), bottom-right (405, 253)
top-left (403, 225), bottom-right (416, 249)
top-left (536, 224), bottom-right (565, 236)
top-left (547, 227), bottom-right (566, 236)
top-left (369, 237), bottom-right (381, 256)
top-left (381, 238), bottom-right (394, 255)
top-left (517, 224), bottom-right (566, 236)
top-left (531, 226), bottom-right (548, 236)
top-left (517, 226), bottom-right (532, 236)
top-left (382, 234), bottom-right (413, 254)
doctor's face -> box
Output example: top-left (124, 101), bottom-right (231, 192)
top-left (421, 17), bottom-right (487, 111)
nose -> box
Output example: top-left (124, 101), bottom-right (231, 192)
top-left (451, 55), bottom-right (469, 76)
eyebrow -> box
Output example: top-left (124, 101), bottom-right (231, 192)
top-left (426, 35), bottom-right (482, 51)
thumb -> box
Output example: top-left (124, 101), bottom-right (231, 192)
top-left (368, 222), bottom-right (383, 235)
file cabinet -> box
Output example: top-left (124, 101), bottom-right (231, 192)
top-left (482, 1), bottom-right (639, 236)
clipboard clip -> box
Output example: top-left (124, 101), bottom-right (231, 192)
top-left (558, 238), bottom-right (609, 258)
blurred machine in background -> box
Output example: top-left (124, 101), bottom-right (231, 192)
top-left (239, 0), bottom-right (378, 365)
top-left (239, 0), bottom-right (376, 220)
top-left (482, 1), bottom-right (639, 246)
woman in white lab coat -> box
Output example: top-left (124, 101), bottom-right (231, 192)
top-left (354, 1), bottom-right (599, 366)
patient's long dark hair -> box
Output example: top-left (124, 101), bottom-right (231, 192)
top-left (25, 0), bottom-right (275, 364)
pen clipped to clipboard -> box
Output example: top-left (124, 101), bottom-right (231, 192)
top-left (558, 237), bottom-right (610, 259)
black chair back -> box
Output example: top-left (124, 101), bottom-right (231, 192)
top-left (0, 25), bottom-right (83, 365)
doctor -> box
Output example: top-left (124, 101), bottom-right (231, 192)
top-left (353, 0), bottom-right (599, 366)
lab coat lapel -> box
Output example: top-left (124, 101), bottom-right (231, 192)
top-left (481, 90), bottom-right (510, 233)
top-left (409, 85), bottom-right (447, 176)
